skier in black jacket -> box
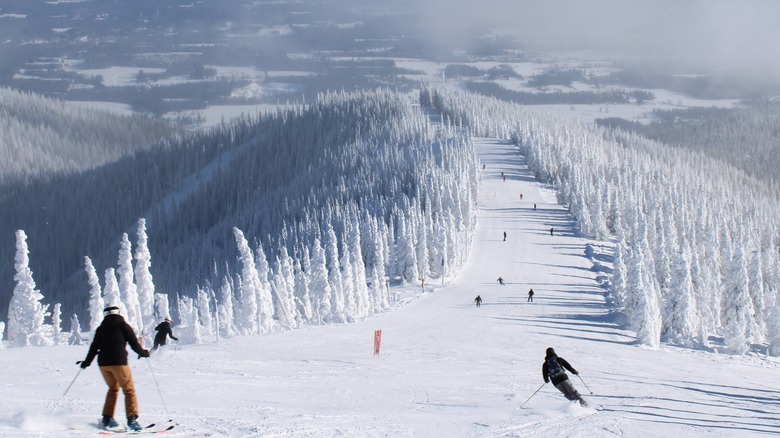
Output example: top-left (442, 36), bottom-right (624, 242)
top-left (542, 347), bottom-right (587, 406)
top-left (80, 306), bottom-right (149, 431)
top-left (152, 317), bottom-right (178, 351)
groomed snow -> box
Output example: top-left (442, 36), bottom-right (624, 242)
top-left (1, 138), bottom-right (778, 437)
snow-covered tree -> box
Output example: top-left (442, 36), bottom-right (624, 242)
top-left (84, 256), bottom-right (104, 335)
top-left (6, 230), bottom-right (51, 347)
top-left (103, 268), bottom-right (125, 316)
top-left (253, 243), bottom-right (276, 334)
top-left (52, 303), bottom-right (62, 345)
top-left (234, 228), bottom-right (260, 335)
top-left (197, 287), bottom-right (213, 337)
top-left (0, 321), bottom-right (5, 349)
top-left (309, 238), bottom-right (331, 324)
top-left (69, 314), bottom-right (84, 345)
top-left (134, 218), bottom-right (156, 336)
top-left (117, 233), bottom-right (141, 332)
top-left (154, 293), bottom-right (171, 320)
top-left (218, 275), bottom-right (237, 337)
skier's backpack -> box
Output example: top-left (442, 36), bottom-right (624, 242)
top-left (546, 356), bottom-right (565, 379)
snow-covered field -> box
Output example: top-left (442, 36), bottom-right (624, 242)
top-left (1, 138), bottom-right (778, 437)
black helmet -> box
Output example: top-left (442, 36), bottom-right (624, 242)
top-left (103, 306), bottom-right (120, 316)
top-left (546, 347), bottom-right (555, 357)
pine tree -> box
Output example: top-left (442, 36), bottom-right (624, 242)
top-left (69, 314), bottom-right (84, 345)
top-left (218, 275), bottom-right (236, 337)
top-left (52, 303), bottom-right (62, 345)
top-left (118, 233), bottom-right (141, 331)
top-left (84, 256), bottom-right (104, 335)
top-left (7, 230), bottom-right (51, 347)
top-left (134, 218), bottom-right (156, 336)
top-left (233, 228), bottom-right (259, 335)
top-left (309, 237), bottom-right (331, 324)
top-left (103, 268), bottom-right (125, 316)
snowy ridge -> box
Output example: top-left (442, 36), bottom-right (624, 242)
top-left (1, 137), bottom-right (778, 437)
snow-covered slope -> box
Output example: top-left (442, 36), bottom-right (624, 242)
top-left (1, 137), bottom-right (778, 437)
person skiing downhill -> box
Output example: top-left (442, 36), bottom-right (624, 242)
top-left (474, 295), bottom-right (482, 307)
top-left (79, 306), bottom-right (150, 431)
top-left (152, 317), bottom-right (178, 351)
top-left (542, 347), bottom-right (587, 407)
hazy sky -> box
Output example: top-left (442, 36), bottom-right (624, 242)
top-left (408, 0), bottom-right (780, 75)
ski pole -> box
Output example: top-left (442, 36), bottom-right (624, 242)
top-left (520, 382), bottom-right (547, 408)
top-left (63, 366), bottom-right (84, 397)
top-left (52, 367), bottom-right (83, 415)
top-left (577, 375), bottom-right (593, 395)
top-left (145, 358), bottom-right (172, 421)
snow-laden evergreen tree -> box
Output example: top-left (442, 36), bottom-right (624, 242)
top-left (293, 253), bottom-right (313, 322)
top-left (84, 256), bottom-right (104, 335)
top-left (177, 296), bottom-right (200, 345)
top-left (154, 292), bottom-right (171, 320)
top-left (253, 242), bottom-right (276, 334)
top-left (197, 287), bottom-right (213, 337)
top-left (6, 230), bottom-right (51, 347)
top-left (339, 233), bottom-right (357, 323)
top-left (274, 247), bottom-right (298, 329)
top-left (721, 241), bottom-right (757, 354)
top-left (218, 275), bottom-right (237, 337)
top-left (309, 237), bottom-right (331, 324)
top-left (103, 268), bottom-right (125, 316)
top-left (52, 303), bottom-right (62, 345)
top-left (347, 221), bottom-right (370, 318)
top-left (134, 218), bottom-right (156, 336)
top-left (324, 223), bottom-right (346, 323)
top-left (234, 228), bottom-right (259, 335)
top-left (117, 233), bottom-right (141, 331)
top-left (69, 314), bottom-right (84, 345)
top-left (664, 245), bottom-right (699, 347)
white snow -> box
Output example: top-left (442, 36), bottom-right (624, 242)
top-left (1, 138), bottom-right (778, 437)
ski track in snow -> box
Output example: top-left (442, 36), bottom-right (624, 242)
top-left (2, 137), bottom-right (780, 437)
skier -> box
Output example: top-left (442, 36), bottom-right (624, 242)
top-left (503, 231), bottom-right (507, 242)
top-left (550, 227), bottom-right (554, 236)
top-left (497, 277), bottom-right (505, 286)
top-left (542, 347), bottom-right (587, 406)
top-left (152, 317), bottom-right (178, 351)
top-left (79, 305), bottom-right (150, 432)
top-left (527, 288), bottom-right (534, 302)
top-left (474, 295), bottom-right (482, 307)
top-left (533, 203), bottom-right (537, 211)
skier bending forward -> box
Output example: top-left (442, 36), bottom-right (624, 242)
top-left (542, 347), bottom-right (587, 407)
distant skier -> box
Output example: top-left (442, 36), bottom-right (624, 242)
top-left (503, 231), bottom-right (507, 241)
top-left (520, 193), bottom-right (523, 200)
top-left (474, 295), bottom-right (482, 307)
top-left (527, 289), bottom-right (534, 302)
top-left (152, 317), bottom-right (178, 351)
top-left (533, 203), bottom-right (537, 211)
top-left (542, 347), bottom-right (587, 407)
top-left (79, 306), bottom-right (149, 432)
top-left (550, 227), bottom-right (554, 236)
top-left (497, 277), bottom-right (505, 286)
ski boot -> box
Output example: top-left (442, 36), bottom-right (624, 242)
top-left (127, 415), bottom-right (143, 432)
top-left (102, 416), bottom-right (121, 430)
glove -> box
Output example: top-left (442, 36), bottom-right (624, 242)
top-left (78, 360), bottom-right (90, 369)
top-left (172, 337), bottom-right (178, 341)
top-left (138, 349), bottom-right (150, 359)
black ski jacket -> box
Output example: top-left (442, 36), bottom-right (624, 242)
top-left (154, 321), bottom-right (177, 344)
top-left (82, 314), bottom-right (146, 367)
top-left (542, 355), bottom-right (578, 385)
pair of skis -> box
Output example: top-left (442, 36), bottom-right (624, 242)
top-left (99, 421), bottom-right (175, 435)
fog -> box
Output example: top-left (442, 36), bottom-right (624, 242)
top-left (405, 0), bottom-right (780, 76)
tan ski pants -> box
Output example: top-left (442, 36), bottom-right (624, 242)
top-left (99, 365), bottom-right (139, 419)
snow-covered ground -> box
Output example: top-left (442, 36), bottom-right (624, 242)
top-left (1, 138), bottom-right (778, 437)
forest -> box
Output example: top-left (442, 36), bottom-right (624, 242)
top-left (3, 85), bottom-right (780, 356)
